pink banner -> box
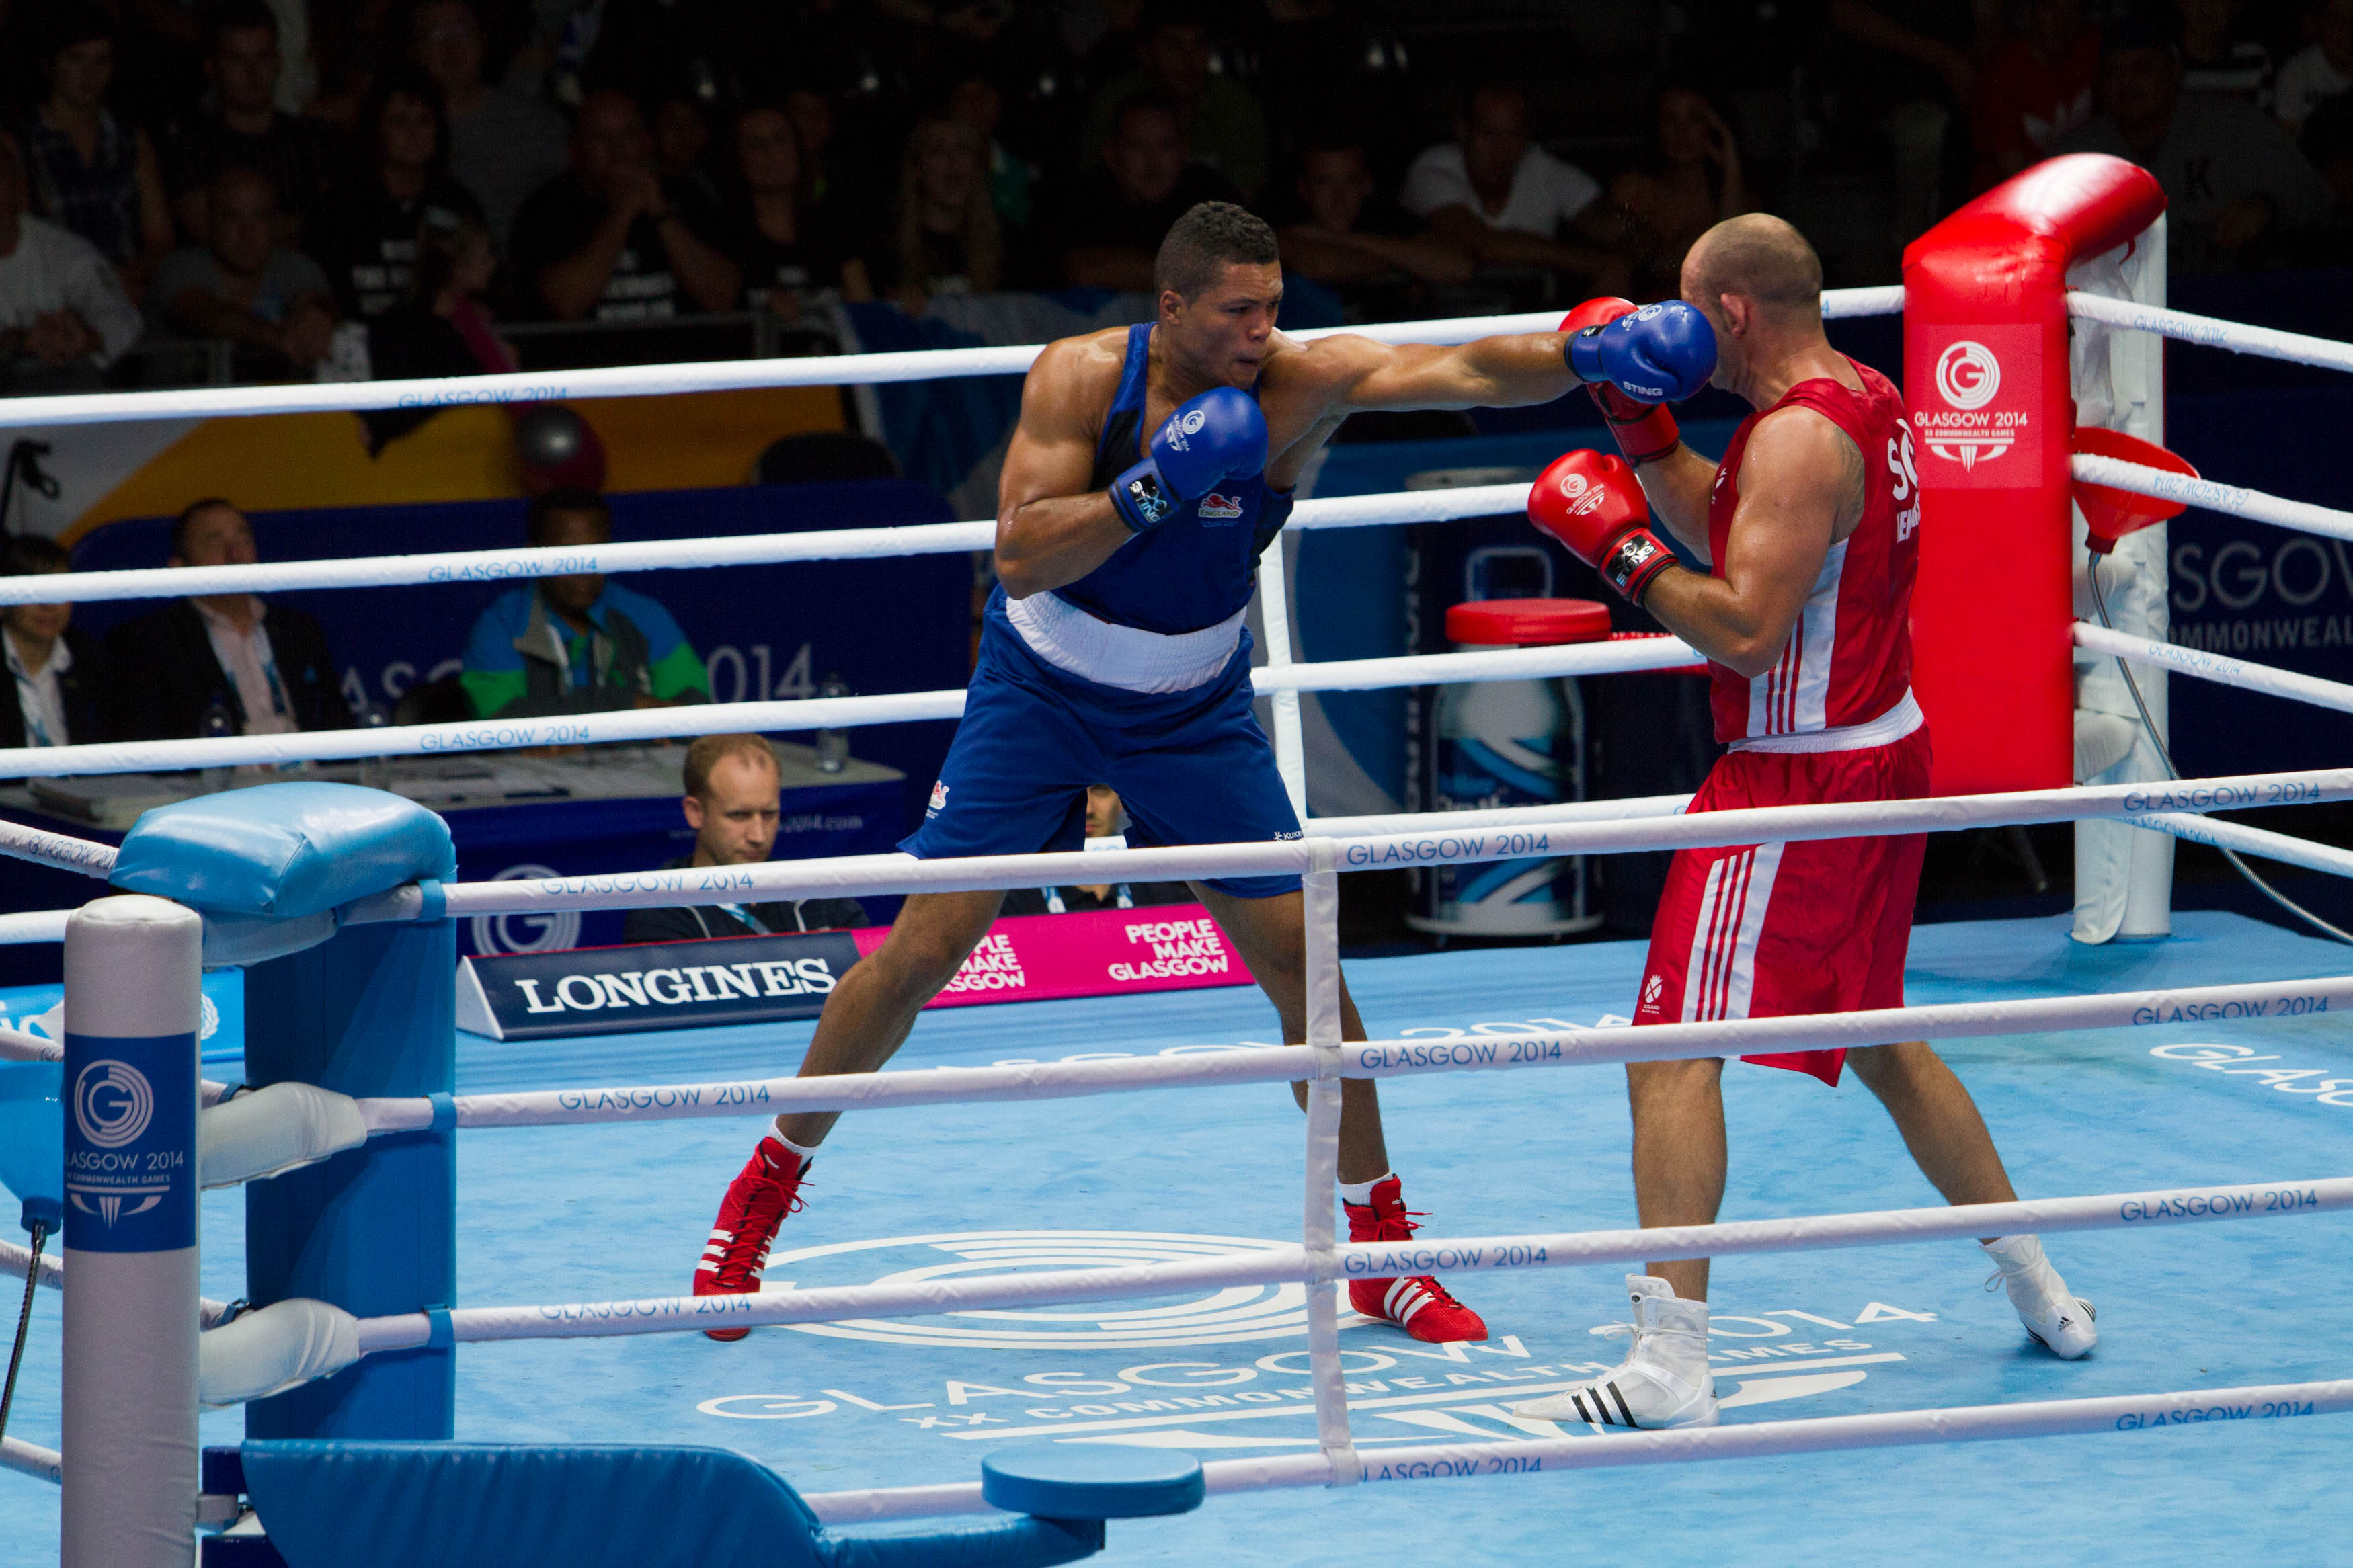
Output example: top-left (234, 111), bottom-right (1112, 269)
top-left (850, 905), bottom-right (1256, 1009)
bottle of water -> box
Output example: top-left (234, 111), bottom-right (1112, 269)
top-left (198, 696), bottom-right (233, 795)
top-left (814, 672), bottom-right (849, 773)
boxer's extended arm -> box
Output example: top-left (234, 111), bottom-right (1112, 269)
top-left (1283, 330), bottom-right (1578, 413)
top-left (994, 341), bottom-right (1131, 599)
top-left (1640, 409), bottom-right (1861, 677)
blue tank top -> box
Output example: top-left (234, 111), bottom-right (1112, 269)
top-left (1057, 323), bottom-right (1295, 636)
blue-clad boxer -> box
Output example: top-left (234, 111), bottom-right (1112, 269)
top-left (694, 201), bottom-right (1658, 1344)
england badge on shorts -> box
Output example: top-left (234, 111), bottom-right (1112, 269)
top-left (928, 780), bottom-right (949, 815)
top-left (1198, 491), bottom-right (1244, 522)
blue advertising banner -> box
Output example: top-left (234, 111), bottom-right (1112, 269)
top-left (62, 1030), bottom-right (195, 1252)
top-left (456, 930), bottom-right (860, 1040)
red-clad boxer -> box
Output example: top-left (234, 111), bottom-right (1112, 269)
top-left (1516, 214), bottom-right (2095, 1431)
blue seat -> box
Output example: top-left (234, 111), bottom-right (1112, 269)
top-left (981, 1444), bottom-right (1205, 1520)
top-left (227, 1442), bottom-right (1102, 1568)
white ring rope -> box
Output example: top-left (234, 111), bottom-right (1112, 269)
top-left (2075, 621), bottom-right (2353, 716)
top-left (361, 971), bottom-right (2353, 1134)
top-left (2135, 810), bottom-right (2353, 878)
top-left (0, 484), bottom-right (1545, 610)
top-left (353, 762), bottom-right (2353, 917)
top-left (0, 818), bottom-right (117, 878)
top-left (803, 1379), bottom-right (2353, 1524)
top-left (2071, 452), bottom-right (2353, 545)
top-left (0, 290), bottom-right (1904, 435)
top-left (2067, 290), bottom-right (2353, 376)
top-left (346, 1173), bottom-right (2348, 1350)
top-left (0, 635), bottom-right (1698, 782)
top-left (0, 1436), bottom-right (62, 1485)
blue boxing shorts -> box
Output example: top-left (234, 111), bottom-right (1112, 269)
top-left (901, 589), bottom-right (1303, 897)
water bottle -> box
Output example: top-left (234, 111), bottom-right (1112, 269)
top-left (198, 696), bottom-right (234, 794)
top-left (814, 673), bottom-right (850, 774)
top-left (1411, 663), bottom-right (1597, 938)
top-left (356, 700), bottom-right (393, 791)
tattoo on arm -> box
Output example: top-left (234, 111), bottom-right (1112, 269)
top-left (1833, 431), bottom-right (1868, 535)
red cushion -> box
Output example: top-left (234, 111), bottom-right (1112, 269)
top-left (1444, 597), bottom-right (1613, 647)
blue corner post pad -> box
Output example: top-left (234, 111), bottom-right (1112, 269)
top-left (981, 1443), bottom-right (1205, 1520)
top-left (111, 784), bottom-right (456, 919)
top-left (237, 1442), bottom-right (1101, 1568)
top-left (0, 1059), bottom-right (63, 1215)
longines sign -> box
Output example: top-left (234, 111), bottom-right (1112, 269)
top-left (456, 932), bottom-right (860, 1040)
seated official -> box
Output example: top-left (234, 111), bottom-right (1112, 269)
top-left (1, 534), bottom-right (109, 749)
top-left (104, 498), bottom-right (351, 740)
top-left (460, 487), bottom-right (710, 719)
top-left (622, 733), bottom-right (867, 942)
top-left (1001, 786), bottom-right (1192, 915)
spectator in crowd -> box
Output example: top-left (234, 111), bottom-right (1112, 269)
top-left (2179, 0), bottom-right (2273, 102)
top-left (106, 497), bottom-right (352, 741)
top-left (0, 534), bottom-right (109, 751)
top-left (512, 89), bottom-right (740, 321)
top-left (461, 487), bottom-right (712, 718)
top-left (161, 0), bottom-right (340, 244)
top-left (867, 112), bottom-right (1009, 306)
top-left (1001, 786), bottom-right (1191, 915)
top-left (1275, 138), bottom-right (1472, 317)
top-left (1973, 0), bottom-right (2102, 188)
top-left (1080, 6), bottom-right (1267, 200)
top-left (724, 105), bottom-right (856, 326)
top-left (362, 210), bottom-right (516, 449)
top-left (783, 88), bottom-right (850, 218)
top-left (621, 733), bottom-right (869, 942)
top-left (0, 132), bottom-right (144, 392)
top-left (1596, 84), bottom-right (1755, 298)
top-left (1400, 81), bottom-right (1623, 298)
top-left (1825, 0), bottom-right (1989, 246)
top-left (2060, 20), bottom-right (2334, 270)
top-left (308, 67), bottom-right (483, 321)
top-left (19, 5), bottom-right (174, 304)
top-left (947, 73), bottom-right (1037, 231)
top-left (1051, 92), bottom-right (1238, 290)
top-left (2300, 85), bottom-right (2353, 204)
top-left (2276, 0), bottom-right (2353, 136)
top-left (409, 0), bottom-right (569, 255)
top-left (651, 91), bottom-right (725, 216)
top-left (149, 167), bottom-right (338, 377)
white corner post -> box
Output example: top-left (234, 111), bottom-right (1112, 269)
top-left (1298, 838), bottom-right (1358, 1484)
top-left (61, 895), bottom-right (204, 1568)
top-left (2071, 214), bottom-right (2173, 942)
top-left (1256, 544), bottom-right (1310, 821)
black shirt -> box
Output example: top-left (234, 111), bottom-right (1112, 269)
top-left (723, 204), bottom-right (852, 301)
top-left (619, 856), bottom-right (867, 945)
top-left (511, 174), bottom-right (727, 321)
top-left (308, 173), bottom-right (483, 318)
top-left (1045, 165), bottom-right (1240, 274)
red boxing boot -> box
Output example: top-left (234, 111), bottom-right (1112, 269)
top-left (1343, 1176), bottom-right (1488, 1343)
top-left (694, 1136), bottom-right (809, 1341)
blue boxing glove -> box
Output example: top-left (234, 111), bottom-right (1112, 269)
top-left (1565, 300), bottom-right (1716, 405)
top-left (1110, 386), bottom-right (1269, 532)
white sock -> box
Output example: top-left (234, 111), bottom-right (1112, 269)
top-left (1337, 1172), bottom-right (1394, 1206)
top-left (773, 1131), bottom-right (821, 1165)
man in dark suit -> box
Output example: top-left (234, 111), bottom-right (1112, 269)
top-left (622, 733), bottom-right (866, 943)
top-left (1, 534), bottom-right (108, 750)
top-left (105, 498), bottom-right (352, 741)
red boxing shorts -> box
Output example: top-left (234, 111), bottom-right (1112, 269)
top-left (1632, 725), bottom-right (1932, 1087)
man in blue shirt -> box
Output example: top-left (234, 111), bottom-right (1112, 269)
top-left (461, 487), bottom-right (709, 718)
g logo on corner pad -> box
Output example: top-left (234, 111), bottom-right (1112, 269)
top-left (1933, 341), bottom-right (2001, 410)
top-left (73, 1060), bottom-right (155, 1148)
top-left (756, 1230), bottom-right (1306, 1348)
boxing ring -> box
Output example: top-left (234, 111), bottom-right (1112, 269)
top-left (4, 153), bottom-right (2353, 1562)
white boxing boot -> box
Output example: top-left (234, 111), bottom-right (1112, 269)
top-left (1982, 1234), bottom-right (2096, 1359)
top-left (1513, 1275), bottom-right (1718, 1430)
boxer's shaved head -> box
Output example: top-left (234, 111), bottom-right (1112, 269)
top-left (1685, 214), bottom-right (1823, 321)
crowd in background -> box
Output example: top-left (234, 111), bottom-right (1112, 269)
top-left (0, 0), bottom-right (2347, 393)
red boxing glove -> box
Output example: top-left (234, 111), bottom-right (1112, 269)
top-left (1527, 448), bottom-right (1679, 606)
top-left (1560, 298), bottom-right (1683, 466)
